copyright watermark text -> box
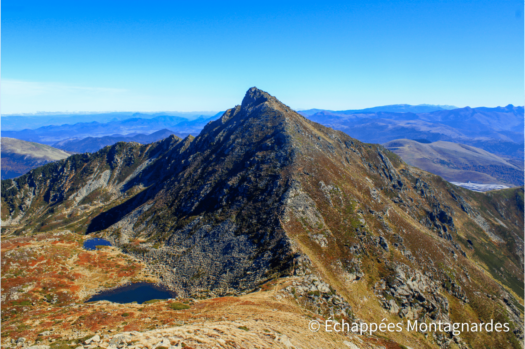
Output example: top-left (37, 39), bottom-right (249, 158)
top-left (308, 318), bottom-right (510, 336)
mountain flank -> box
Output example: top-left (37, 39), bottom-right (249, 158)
top-left (2, 88), bottom-right (524, 348)
top-left (1, 137), bottom-right (71, 179)
top-left (384, 139), bottom-right (524, 186)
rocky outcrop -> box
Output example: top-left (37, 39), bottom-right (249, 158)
top-left (283, 180), bottom-right (333, 247)
top-left (280, 274), bottom-right (354, 320)
top-left (375, 263), bottom-right (450, 322)
top-left (377, 150), bottom-right (405, 192)
top-left (340, 258), bottom-right (364, 282)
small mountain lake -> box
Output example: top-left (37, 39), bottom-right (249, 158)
top-left (86, 282), bottom-right (176, 304)
top-left (83, 238), bottom-right (112, 250)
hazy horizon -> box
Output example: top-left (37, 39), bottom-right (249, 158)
top-left (3, 102), bottom-right (524, 118)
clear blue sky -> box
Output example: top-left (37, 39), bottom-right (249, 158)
top-left (2, 0), bottom-right (523, 114)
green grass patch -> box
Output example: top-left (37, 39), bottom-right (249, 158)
top-left (143, 299), bottom-right (163, 304)
top-left (473, 242), bottom-right (524, 297)
top-left (169, 302), bottom-right (190, 310)
top-left (17, 324), bottom-right (30, 331)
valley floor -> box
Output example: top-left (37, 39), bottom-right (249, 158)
top-left (450, 182), bottom-right (511, 192)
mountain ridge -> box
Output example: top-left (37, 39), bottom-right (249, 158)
top-left (2, 88), bottom-right (524, 348)
top-left (299, 103), bottom-right (459, 116)
top-left (53, 129), bottom-right (185, 153)
top-left (2, 115), bottom-right (219, 145)
top-left (0, 111), bottom-right (222, 131)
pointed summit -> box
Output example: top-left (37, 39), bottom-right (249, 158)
top-left (215, 87), bottom-right (296, 125)
top-left (241, 87), bottom-right (273, 110)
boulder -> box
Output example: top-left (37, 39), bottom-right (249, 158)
top-left (154, 338), bottom-right (170, 348)
top-left (85, 335), bottom-right (100, 345)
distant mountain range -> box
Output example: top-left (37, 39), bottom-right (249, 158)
top-left (53, 129), bottom-right (184, 153)
top-left (303, 104), bottom-right (524, 159)
top-left (299, 103), bottom-right (457, 116)
top-left (2, 105), bottom-right (453, 130)
top-left (1, 111), bottom-right (222, 131)
top-left (384, 139), bottom-right (524, 186)
top-left (3, 104), bottom-right (523, 161)
top-left (2, 115), bottom-right (219, 145)
top-left (1, 138), bottom-right (70, 179)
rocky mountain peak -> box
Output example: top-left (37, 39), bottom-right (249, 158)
top-left (239, 87), bottom-right (296, 118)
top-left (211, 87), bottom-right (299, 133)
top-left (241, 87), bottom-right (273, 110)
top-left (1, 88), bottom-right (523, 349)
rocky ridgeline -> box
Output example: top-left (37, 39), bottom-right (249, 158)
top-left (2, 88), bottom-right (524, 348)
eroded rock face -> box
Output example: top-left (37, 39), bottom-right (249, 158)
top-left (375, 263), bottom-right (450, 322)
top-left (377, 150), bottom-right (406, 192)
top-left (283, 180), bottom-right (332, 248)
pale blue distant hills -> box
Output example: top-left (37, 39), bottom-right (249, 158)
top-left (53, 129), bottom-right (184, 153)
top-left (1, 111), bottom-right (222, 131)
top-left (2, 104), bottom-right (523, 159)
top-left (2, 114), bottom-right (221, 145)
top-left (301, 104), bottom-right (524, 159)
top-left (298, 104), bottom-right (458, 116)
